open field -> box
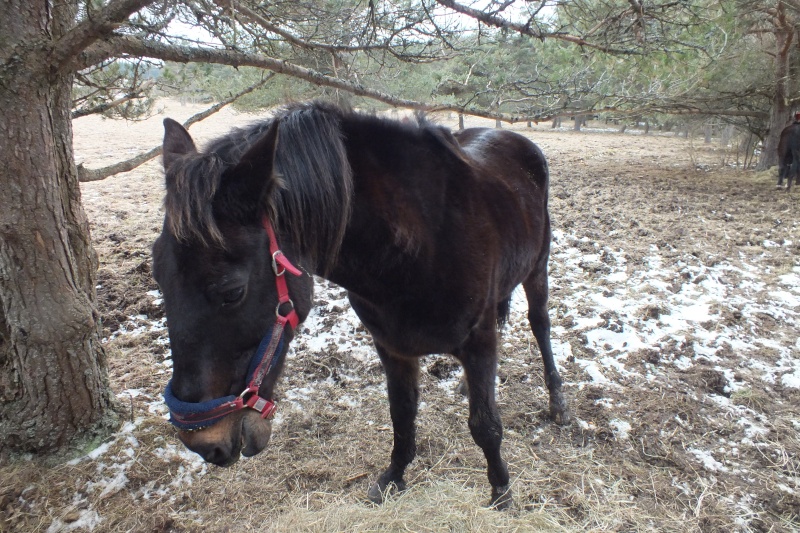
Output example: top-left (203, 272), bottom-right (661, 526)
top-left (1, 100), bottom-right (799, 532)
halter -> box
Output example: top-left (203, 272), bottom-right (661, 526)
top-left (163, 216), bottom-right (303, 431)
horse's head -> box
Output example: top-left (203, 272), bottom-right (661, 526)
top-left (152, 118), bottom-right (313, 466)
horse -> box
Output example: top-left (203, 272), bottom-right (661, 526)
top-left (152, 102), bottom-right (569, 509)
top-left (777, 121), bottom-right (800, 190)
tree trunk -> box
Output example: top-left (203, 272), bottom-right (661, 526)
top-left (758, 2), bottom-right (794, 171)
top-left (0, 1), bottom-right (116, 456)
top-left (722, 125), bottom-right (734, 147)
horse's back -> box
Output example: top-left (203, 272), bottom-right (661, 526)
top-left (454, 127), bottom-right (549, 193)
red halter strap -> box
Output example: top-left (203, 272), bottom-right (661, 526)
top-left (263, 215), bottom-right (302, 330)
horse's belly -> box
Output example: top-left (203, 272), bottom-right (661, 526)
top-left (347, 293), bottom-right (476, 356)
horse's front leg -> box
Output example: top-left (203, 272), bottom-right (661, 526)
top-left (455, 323), bottom-right (512, 509)
top-left (367, 343), bottom-right (419, 504)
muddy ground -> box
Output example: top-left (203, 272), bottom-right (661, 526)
top-left (1, 101), bottom-right (799, 532)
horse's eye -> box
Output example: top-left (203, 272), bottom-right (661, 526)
top-left (221, 286), bottom-right (245, 305)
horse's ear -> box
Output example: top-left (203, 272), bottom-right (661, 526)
top-left (162, 118), bottom-right (197, 171)
top-left (216, 120), bottom-right (281, 216)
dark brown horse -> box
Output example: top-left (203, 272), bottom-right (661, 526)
top-left (153, 102), bottom-right (569, 509)
top-left (778, 121), bottom-right (800, 191)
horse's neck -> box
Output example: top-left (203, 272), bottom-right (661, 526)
top-left (315, 116), bottom-right (458, 298)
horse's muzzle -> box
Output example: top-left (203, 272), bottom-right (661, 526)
top-left (178, 411), bottom-right (272, 466)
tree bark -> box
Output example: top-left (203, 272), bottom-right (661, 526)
top-left (0, 1), bottom-right (116, 455)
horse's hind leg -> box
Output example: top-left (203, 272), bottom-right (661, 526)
top-left (367, 343), bottom-right (419, 504)
top-left (523, 263), bottom-right (570, 425)
top-left (454, 319), bottom-right (512, 509)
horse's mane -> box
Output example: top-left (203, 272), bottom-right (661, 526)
top-left (271, 102), bottom-right (353, 272)
top-left (164, 101), bottom-right (354, 272)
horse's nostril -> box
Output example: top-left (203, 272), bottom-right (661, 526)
top-left (205, 446), bottom-right (225, 465)
top-left (197, 443), bottom-right (233, 466)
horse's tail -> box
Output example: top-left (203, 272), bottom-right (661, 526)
top-left (497, 296), bottom-right (511, 329)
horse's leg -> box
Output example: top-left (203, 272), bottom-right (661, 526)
top-left (367, 343), bottom-right (419, 504)
top-left (523, 265), bottom-right (570, 425)
top-left (454, 320), bottom-right (512, 509)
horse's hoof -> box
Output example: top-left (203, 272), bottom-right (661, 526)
top-left (550, 393), bottom-right (571, 425)
top-left (367, 479), bottom-right (406, 504)
top-left (552, 407), bottom-right (571, 425)
top-left (489, 484), bottom-right (513, 510)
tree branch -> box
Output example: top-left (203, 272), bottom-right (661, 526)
top-left (72, 79), bottom-right (155, 119)
top-left (78, 74), bottom-right (275, 182)
top-left (103, 35), bottom-right (544, 122)
top-left (51, 0), bottom-right (157, 72)
top-left (218, 1), bottom-right (378, 54)
top-left (435, 0), bottom-right (640, 55)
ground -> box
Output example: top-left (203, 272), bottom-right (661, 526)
top-left (1, 101), bottom-right (798, 532)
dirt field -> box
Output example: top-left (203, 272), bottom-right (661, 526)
top-left (1, 100), bottom-right (798, 532)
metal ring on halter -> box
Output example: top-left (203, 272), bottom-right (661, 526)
top-left (272, 251), bottom-right (286, 276)
top-left (276, 299), bottom-right (295, 318)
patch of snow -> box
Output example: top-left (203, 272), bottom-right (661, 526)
top-left (47, 509), bottom-right (102, 532)
top-left (606, 271), bottom-right (628, 283)
top-left (689, 448), bottom-right (728, 472)
top-left (737, 418), bottom-right (769, 440)
top-left (609, 419), bottom-right (632, 440)
top-left (117, 389), bottom-right (146, 399)
top-left (86, 442), bottom-right (112, 461)
top-left (576, 359), bottom-right (609, 384)
top-left (769, 290), bottom-right (800, 307)
top-left (780, 369), bottom-right (800, 389)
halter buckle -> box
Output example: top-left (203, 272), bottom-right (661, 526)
top-left (238, 387), bottom-right (277, 419)
top-left (245, 394), bottom-right (277, 419)
top-left (272, 250), bottom-right (287, 276)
